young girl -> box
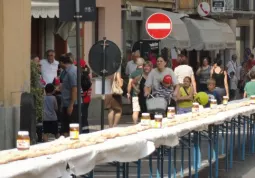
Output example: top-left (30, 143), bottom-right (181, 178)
top-left (177, 76), bottom-right (194, 114)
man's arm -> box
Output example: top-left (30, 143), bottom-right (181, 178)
top-left (67, 72), bottom-right (77, 115)
top-left (127, 78), bottom-right (133, 99)
top-left (191, 74), bottom-right (197, 94)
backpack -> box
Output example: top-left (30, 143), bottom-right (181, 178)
top-left (81, 71), bottom-right (92, 92)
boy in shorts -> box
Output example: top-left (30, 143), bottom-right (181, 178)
top-left (205, 79), bottom-right (220, 107)
top-left (43, 83), bottom-right (59, 142)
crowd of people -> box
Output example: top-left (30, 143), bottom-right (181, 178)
top-left (31, 49), bottom-right (255, 141)
top-left (125, 50), bottom-right (255, 124)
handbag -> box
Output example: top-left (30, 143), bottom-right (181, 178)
top-left (111, 73), bottom-right (123, 95)
top-left (146, 95), bottom-right (167, 112)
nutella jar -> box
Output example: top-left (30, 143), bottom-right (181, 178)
top-left (141, 113), bottom-right (151, 126)
top-left (223, 96), bottom-right (229, 105)
top-left (154, 115), bottom-right (163, 128)
top-left (17, 131), bottom-right (30, 150)
top-left (250, 95), bottom-right (255, 105)
top-left (210, 99), bottom-right (217, 109)
top-left (167, 107), bottom-right (175, 119)
top-left (70, 123), bottom-right (79, 140)
top-left (192, 103), bottom-right (199, 113)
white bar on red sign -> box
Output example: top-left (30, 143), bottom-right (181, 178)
top-left (147, 23), bottom-right (171, 29)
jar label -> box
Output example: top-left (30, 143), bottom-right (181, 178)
top-left (210, 103), bottom-right (216, 109)
top-left (70, 131), bottom-right (79, 139)
top-left (154, 121), bottom-right (162, 128)
top-left (223, 100), bottom-right (228, 105)
top-left (192, 108), bottom-right (199, 113)
top-left (167, 112), bottom-right (175, 119)
top-left (17, 140), bottom-right (30, 149)
top-left (251, 99), bottom-right (255, 104)
top-left (141, 119), bottom-right (150, 126)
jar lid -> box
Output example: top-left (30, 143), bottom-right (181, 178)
top-left (155, 115), bottom-right (163, 119)
top-left (142, 113), bottom-right (150, 116)
top-left (251, 95), bottom-right (255, 98)
top-left (70, 123), bottom-right (79, 128)
top-left (193, 102), bottom-right (199, 105)
top-left (168, 107), bottom-right (175, 110)
top-left (223, 96), bottom-right (228, 99)
top-left (18, 131), bottom-right (29, 136)
top-left (211, 99), bottom-right (217, 102)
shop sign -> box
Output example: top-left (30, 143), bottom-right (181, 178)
top-left (212, 0), bottom-right (225, 13)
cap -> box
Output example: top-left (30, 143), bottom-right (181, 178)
top-left (162, 75), bottom-right (172, 85)
top-left (74, 59), bottom-right (86, 68)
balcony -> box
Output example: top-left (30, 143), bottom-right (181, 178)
top-left (122, 0), bottom-right (175, 9)
top-left (178, 0), bottom-right (255, 14)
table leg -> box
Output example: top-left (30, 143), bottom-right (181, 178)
top-left (238, 117), bottom-right (241, 160)
top-left (137, 159), bottom-right (141, 178)
top-left (242, 117), bottom-right (246, 161)
top-left (181, 143), bottom-right (184, 177)
top-left (230, 120), bottom-right (234, 169)
top-left (225, 122), bottom-right (229, 172)
top-left (214, 126), bottom-right (219, 178)
top-left (173, 147), bottom-right (177, 178)
top-left (160, 146), bottom-right (164, 178)
top-left (168, 147), bottom-right (172, 178)
top-left (149, 155), bottom-right (153, 178)
top-left (116, 162), bottom-right (120, 178)
top-left (208, 125), bottom-right (213, 178)
top-left (157, 148), bottom-right (160, 178)
top-left (188, 133), bottom-right (191, 178)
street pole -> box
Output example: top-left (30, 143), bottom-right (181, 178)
top-left (100, 37), bottom-right (107, 130)
top-left (75, 0), bottom-right (82, 133)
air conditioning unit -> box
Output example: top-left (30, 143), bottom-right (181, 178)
top-left (126, 6), bottom-right (144, 21)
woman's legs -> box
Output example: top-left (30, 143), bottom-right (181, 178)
top-left (108, 109), bottom-right (115, 128)
top-left (113, 111), bottom-right (122, 127)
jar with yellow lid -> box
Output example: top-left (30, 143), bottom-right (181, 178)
top-left (70, 123), bottom-right (79, 140)
top-left (250, 95), bottom-right (255, 105)
top-left (141, 113), bottom-right (151, 126)
top-left (154, 115), bottom-right (163, 128)
top-left (167, 107), bottom-right (175, 119)
top-left (17, 131), bottom-right (30, 150)
top-left (192, 103), bottom-right (199, 113)
top-left (210, 99), bottom-right (217, 109)
top-left (223, 96), bottom-right (228, 105)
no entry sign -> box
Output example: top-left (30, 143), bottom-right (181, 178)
top-left (145, 13), bottom-right (172, 40)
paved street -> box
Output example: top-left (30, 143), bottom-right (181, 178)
top-left (87, 115), bottom-right (255, 178)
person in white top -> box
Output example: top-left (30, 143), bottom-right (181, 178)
top-left (174, 55), bottom-right (197, 94)
top-left (227, 54), bottom-right (238, 78)
top-left (125, 50), bottom-right (140, 76)
top-left (40, 50), bottom-right (59, 84)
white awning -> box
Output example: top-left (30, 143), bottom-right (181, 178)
top-left (141, 8), bottom-right (190, 49)
top-left (182, 17), bottom-right (225, 51)
top-left (31, 1), bottom-right (59, 18)
top-left (209, 19), bottom-right (236, 49)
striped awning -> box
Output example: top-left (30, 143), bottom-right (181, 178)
top-left (31, 1), bottom-right (59, 18)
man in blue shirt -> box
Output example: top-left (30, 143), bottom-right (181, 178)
top-left (59, 55), bottom-right (78, 136)
top-left (205, 79), bottom-right (221, 107)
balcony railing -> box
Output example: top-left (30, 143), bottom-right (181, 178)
top-left (179, 0), bottom-right (254, 12)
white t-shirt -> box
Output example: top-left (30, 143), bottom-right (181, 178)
top-left (40, 59), bottom-right (59, 84)
top-left (174, 65), bottom-right (194, 84)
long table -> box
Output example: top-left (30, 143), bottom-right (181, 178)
top-left (1, 99), bottom-right (255, 178)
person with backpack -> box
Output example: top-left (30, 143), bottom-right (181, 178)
top-left (74, 59), bottom-right (92, 133)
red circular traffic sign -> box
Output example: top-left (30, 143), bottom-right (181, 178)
top-left (145, 13), bottom-right (172, 40)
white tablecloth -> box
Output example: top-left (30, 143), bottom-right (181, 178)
top-left (1, 100), bottom-right (255, 177)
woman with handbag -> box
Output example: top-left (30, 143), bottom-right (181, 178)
top-left (144, 57), bottom-right (179, 113)
top-left (105, 71), bottom-right (123, 128)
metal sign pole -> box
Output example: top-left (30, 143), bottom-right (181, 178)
top-left (75, 0), bottom-right (82, 133)
top-left (100, 37), bottom-right (108, 130)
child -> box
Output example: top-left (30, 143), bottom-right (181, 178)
top-left (43, 83), bottom-right (58, 142)
top-left (229, 71), bottom-right (238, 100)
top-left (176, 76), bottom-right (194, 114)
top-left (244, 70), bottom-right (255, 98)
top-left (205, 79), bottom-right (220, 107)
top-left (152, 75), bottom-right (174, 105)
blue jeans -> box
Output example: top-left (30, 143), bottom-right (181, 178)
top-left (177, 107), bottom-right (192, 114)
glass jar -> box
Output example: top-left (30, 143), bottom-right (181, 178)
top-left (154, 115), bottom-right (163, 128)
top-left (167, 107), bottom-right (175, 119)
top-left (192, 103), bottom-right (199, 113)
top-left (223, 96), bottom-right (228, 105)
top-left (250, 95), bottom-right (255, 105)
top-left (141, 113), bottom-right (151, 126)
top-left (17, 131), bottom-right (30, 150)
top-left (210, 99), bottom-right (217, 109)
top-left (70, 123), bottom-right (79, 140)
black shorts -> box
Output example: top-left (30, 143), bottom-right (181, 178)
top-left (60, 105), bottom-right (78, 134)
top-left (43, 121), bottom-right (58, 135)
